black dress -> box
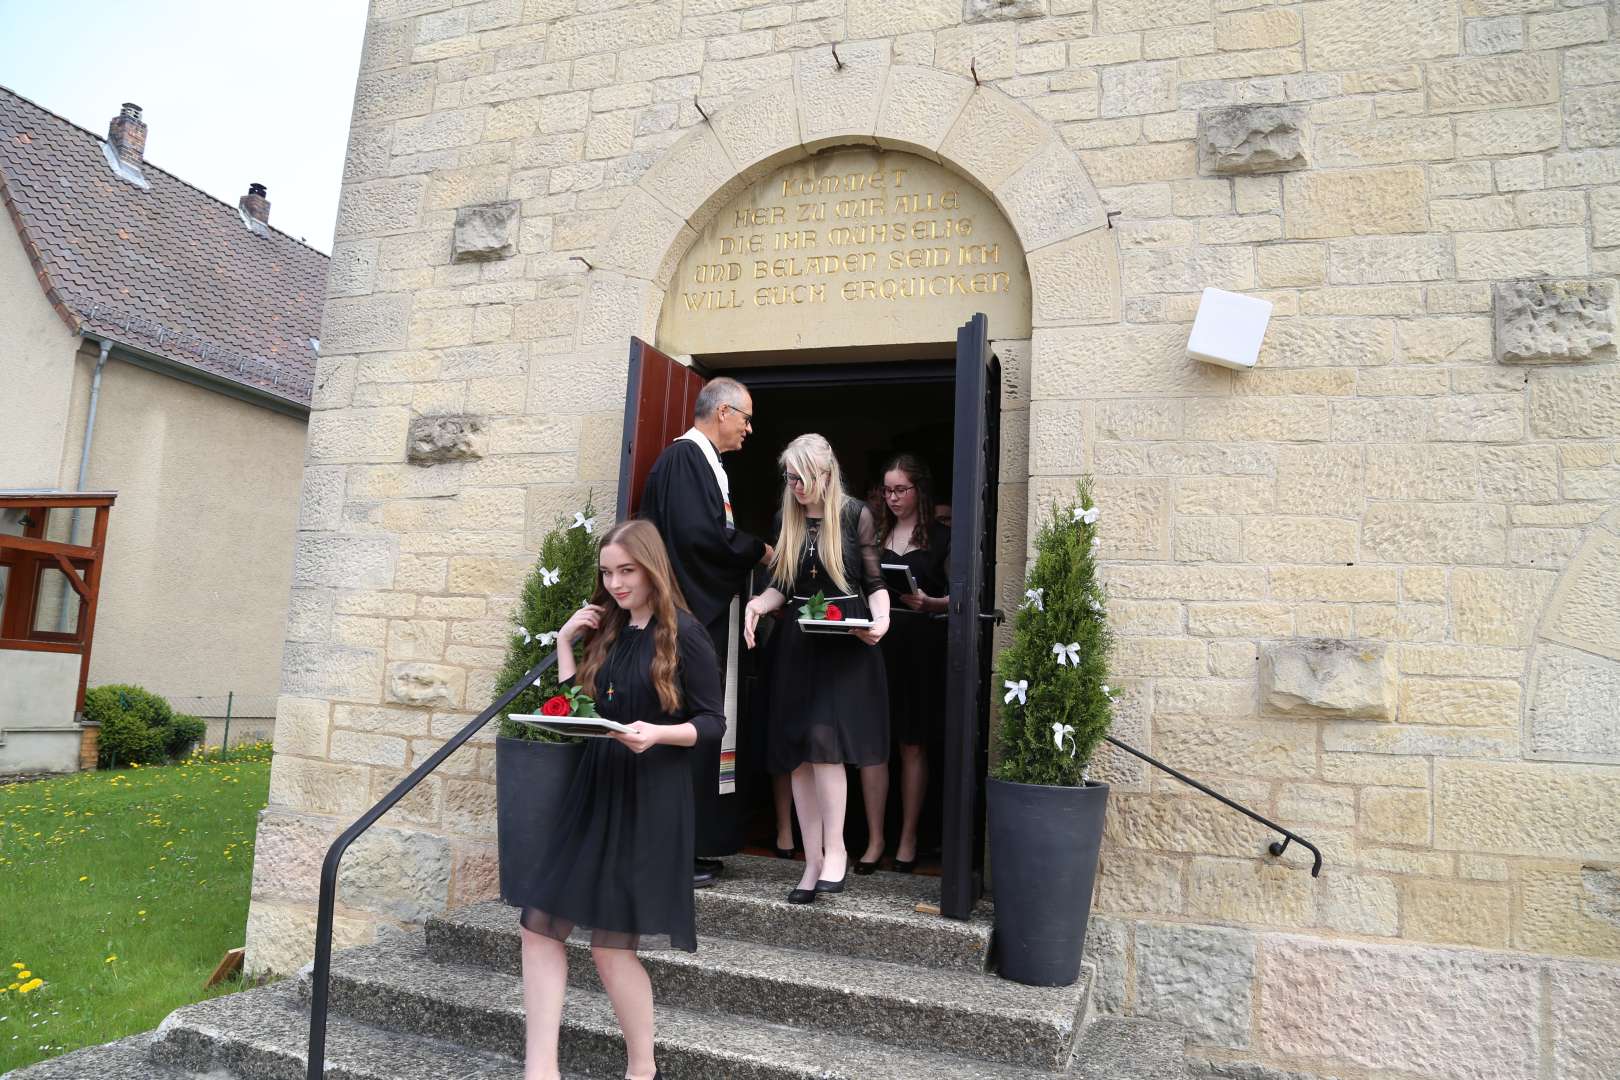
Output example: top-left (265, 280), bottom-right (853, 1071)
top-left (766, 498), bottom-right (890, 773)
top-left (880, 520), bottom-right (951, 746)
top-left (514, 610), bottom-right (725, 953)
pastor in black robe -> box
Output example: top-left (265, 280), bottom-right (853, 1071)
top-left (638, 435), bottom-right (765, 858)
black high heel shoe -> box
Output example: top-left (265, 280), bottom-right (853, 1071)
top-left (787, 886), bottom-right (817, 904)
top-left (774, 843), bottom-right (797, 859)
top-left (814, 872), bottom-right (847, 894)
top-left (891, 859), bottom-right (916, 874)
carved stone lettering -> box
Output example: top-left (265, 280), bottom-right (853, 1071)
top-left (659, 149), bottom-right (1031, 354)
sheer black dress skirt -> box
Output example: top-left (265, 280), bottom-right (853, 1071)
top-left (880, 520), bottom-right (951, 747)
top-left (766, 500), bottom-right (890, 774)
top-left (511, 611), bottom-right (724, 953)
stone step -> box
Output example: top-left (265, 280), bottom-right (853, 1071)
top-left (147, 982), bottom-right (547, 1080)
top-left (427, 903), bottom-right (1087, 1069)
top-left (1072, 1018), bottom-right (1189, 1080)
top-left (692, 854), bottom-right (994, 971)
top-left (318, 934), bottom-right (1101, 1079)
top-left (1, 1033), bottom-right (209, 1080)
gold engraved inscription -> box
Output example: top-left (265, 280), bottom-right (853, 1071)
top-left (675, 154), bottom-right (1019, 314)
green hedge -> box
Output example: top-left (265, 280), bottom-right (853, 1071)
top-left (85, 685), bottom-right (205, 767)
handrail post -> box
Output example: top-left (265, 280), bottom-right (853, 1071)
top-left (305, 653), bottom-right (557, 1080)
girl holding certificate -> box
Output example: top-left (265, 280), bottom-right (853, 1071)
top-left (512, 519), bottom-right (725, 1080)
top-left (859, 453), bottom-right (951, 874)
top-left (743, 433), bottom-right (891, 904)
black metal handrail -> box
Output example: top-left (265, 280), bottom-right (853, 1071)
top-left (1104, 734), bottom-right (1323, 876)
top-left (305, 652), bottom-right (557, 1080)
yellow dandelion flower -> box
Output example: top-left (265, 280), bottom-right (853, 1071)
top-left (137, 910), bottom-right (146, 916)
top-left (104, 955), bottom-right (117, 963)
top-left (19, 978), bottom-right (42, 993)
top-left (16, 970), bottom-right (29, 979)
top-left (79, 875), bottom-right (89, 882)
top-left (10, 962), bottom-right (22, 969)
top-left (6, 982), bottom-right (18, 991)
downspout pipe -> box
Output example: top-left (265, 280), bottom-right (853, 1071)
top-left (58, 336), bottom-right (111, 632)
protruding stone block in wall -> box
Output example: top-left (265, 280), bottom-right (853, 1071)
top-left (450, 201), bottom-right (519, 263)
top-left (408, 414), bottom-right (486, 465)
top-left (1198, 104), bottom-right (1308, 175)
top-left (965, 0), bottom-right (1046, 21)
top-left (387, 662), bottom-right (466, 709)
top-left (1260, 639), bottom-right (1394, 720)
top-left (1493, 278), bottom-right (1618, 365)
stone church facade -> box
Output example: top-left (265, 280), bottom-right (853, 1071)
top-left (251, 1), bottom-right (1620, 1076)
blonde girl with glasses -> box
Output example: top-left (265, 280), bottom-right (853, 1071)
top-left (743, 433), bottom-right (892, 903)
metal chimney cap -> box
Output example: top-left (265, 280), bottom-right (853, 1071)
top-left (120, 103), bottom-right (143, 119)
top-left (248, 182), bottom-right (268, 197)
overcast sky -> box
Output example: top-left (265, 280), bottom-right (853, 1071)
top-left (0, 0), bottom-right (370, 253)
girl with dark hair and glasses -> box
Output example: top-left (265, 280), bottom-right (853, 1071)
top-left (856, 452), bottom-right (950, 874)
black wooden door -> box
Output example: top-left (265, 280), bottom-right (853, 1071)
top-left (941, 313), bottom-right (1000, 920)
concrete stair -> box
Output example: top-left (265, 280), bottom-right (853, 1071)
top-left (4, 855), bottom-right (1188, 1080)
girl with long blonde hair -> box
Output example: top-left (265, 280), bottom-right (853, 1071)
top-left (743, 434), bottom-right (892, 903)
top-left (511, 519), bottom-right (725, 1080)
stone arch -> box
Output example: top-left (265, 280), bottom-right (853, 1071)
top-left (584, 48), bottom-right (1123, 343)
top-left (1524, 508), bottom-right (1620, 764)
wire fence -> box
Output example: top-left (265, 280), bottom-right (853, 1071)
top-left (167, 692), bottom-right (279, 752)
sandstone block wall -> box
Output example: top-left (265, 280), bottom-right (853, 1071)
top-left (254, 1), bottom-right (1620, 1076)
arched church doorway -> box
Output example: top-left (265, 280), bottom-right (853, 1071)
top-left (616, 147), bottom-right (1030, 919)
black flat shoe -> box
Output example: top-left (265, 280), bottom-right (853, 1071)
top-left (773, 844), bottom-right (796, 859)
top-left (787, 887), bottom-right (817, 904)
top-left (815, 873), bottom-right (847, 893)
top-left (891, 859), bottom-right (916, 874)
top-left (692, 867), bottom-right (718, 889)
top-left (695, 857), bottom-right (724, 874)
top-left (852, 859), bottom-right (880, 875)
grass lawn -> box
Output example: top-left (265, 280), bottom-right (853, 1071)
top-left (0, 744), bottom-right (273, 1073)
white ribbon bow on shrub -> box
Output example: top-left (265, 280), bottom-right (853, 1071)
top-left (571, 512), bottom-right (596, 533)
top-left (537, 631), bottom-right (558, 647)
top-left (539, 567), bottom-right (561, 587)
top-left (1052, 641), bottom-right (1081, 667)
top-left (1052, 722), bottom-right (1076, 756)
top-left (1003, 679), bottom-right (1028, 705)
top-left (1023, 588), bottom-right (1044, 612)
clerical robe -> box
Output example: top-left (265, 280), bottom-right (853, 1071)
top-left (639, 434), bottom-right (765, 858)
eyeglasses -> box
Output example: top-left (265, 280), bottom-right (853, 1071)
top-left (783, 471), bottom-right (805, 488)
top-left (725, 404), bottom-right (753, 427)
top-left (882, 484), bottom-right (915, 498)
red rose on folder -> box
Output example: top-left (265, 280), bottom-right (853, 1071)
top-left (824, 604), bottom-right (844, 621)
top-left (541, 695), bottom-right (571, 716)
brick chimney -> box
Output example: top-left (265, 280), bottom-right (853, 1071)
top-left (107, 103), bottom-right (146, 168)
top-left (240, 183), bottom-right (270, 225)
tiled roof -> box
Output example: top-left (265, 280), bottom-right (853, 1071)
top-left (0, 85), bottom-right (327, 408)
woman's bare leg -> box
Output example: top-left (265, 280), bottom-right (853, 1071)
top-left (789, 764), bottom-right (823, 890)
top-left (857, 763), bottom-right (888, 865)
top-left (593, 946), bottom-right (657, 1080)
top-left (897, 742), bottom-right (927, 864)
top-left (520, 926), bottom-right (567, 1080)
top-left (812, 762), bottom-right (849, 883)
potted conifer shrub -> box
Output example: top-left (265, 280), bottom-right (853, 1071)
top-left (493, 498), bottom-right (599, 903)
top-left (988, 479), bottom-right (1115, 986)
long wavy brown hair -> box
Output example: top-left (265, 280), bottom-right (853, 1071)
top-left (576, 520), bottom-right (690, 713)
top-left (878, 452), bottom-right (937, 551)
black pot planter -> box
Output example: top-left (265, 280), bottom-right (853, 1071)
top-left (987, 777), bottom-right (1110, 987)
top-left (496, 735), bottom-right (583, 905)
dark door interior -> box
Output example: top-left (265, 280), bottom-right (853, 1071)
top-left (616, 331), bottom-right (1001, 917)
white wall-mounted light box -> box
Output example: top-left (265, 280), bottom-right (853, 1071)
top-left (1187, 287), bottom-right (1273, 370)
